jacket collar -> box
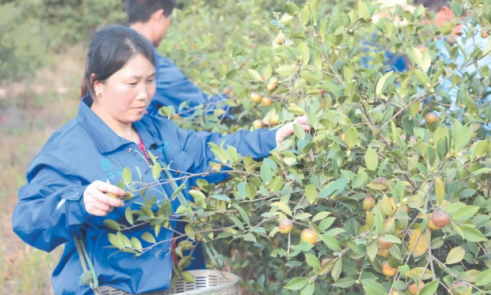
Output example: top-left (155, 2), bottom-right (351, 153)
top-left (77, 95), bottom-right (163, 154)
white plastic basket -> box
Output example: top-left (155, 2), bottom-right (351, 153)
top-left (98, 270), bottom-right (240, 295)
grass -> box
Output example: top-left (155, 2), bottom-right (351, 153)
top-left (0, 47), bottom-right (84, 295)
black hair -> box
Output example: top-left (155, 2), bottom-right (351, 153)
top-left (125, 0), bottom-right (177, 24)
top-left (412, 0), bottom-right (449, 12)
top-left (81, 25), bottom-right (156, 98)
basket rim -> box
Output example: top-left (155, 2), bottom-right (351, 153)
top-left (98, 269), bottom-right (240, 295)
top-left (174, 269), bottom-right (240, 295)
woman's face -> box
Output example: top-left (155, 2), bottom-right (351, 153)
top-left (93, 54), bottom-right (156, 123)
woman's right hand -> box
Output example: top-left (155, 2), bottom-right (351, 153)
top-left (83, 181), bottom-right (125, 216)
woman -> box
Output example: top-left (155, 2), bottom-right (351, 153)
top-left (12, 26), bottom-right (310, 295)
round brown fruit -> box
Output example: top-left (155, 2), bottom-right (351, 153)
top-left (339, 133), bottom-right (345, 143)
top-left (427, 213), bottom-right (441, 231)
top-left (253, 120), bottom-right (264, 129)
top-left (251, 92), bottom-right (262, 103)
top-left (362, 196), bottom-right (376, 211)
top-left (267, 77), bottom-right (279, 91)
top-left (261, 97), bottom-right (273, 107)
top-left (262, 118), bottom-right (271, 126)
top-left (425, 112), bottom-right (438, 124)
top-left (377, 236), bottom-right (394, 250)
top-left (481, 30), bottom-right (489, 38)
top-left (271, 114), bottom-right (280, 125)
top-left (300, 228), bottom-right (318, 245)
top-left (378, 249), bottom-right (390, 258)
top-left (276, 36), bottom-right (286, 45)
top-left (431, 209), bottom-right (451, 227)
top-left (106, 193), bottom-right (120, 199)
top-left (452, 281), bottom-right (472, 295)
top-left (408, 281), bottom-right (425, 295)
top-left (381, 261), bottom-right (398, 277)
top-left (278, 219), bottom-right (293, 234)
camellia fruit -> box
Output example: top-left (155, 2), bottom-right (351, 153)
top-left (253, 120), bottom-right (264, 129)
top-left (300, 228), bottom-right (318, 245)
top-left (339, 133), bottom-right (345, 143)
top-left (425, 112), bottom-right (438, 124)
top-left (362, 196), bottom-right (376, 211)
top-left (275, 35), bottom-right (286, 45)
top-left (262, 118), bottom-right (271, 126)
top-left (452, 281), bottom-right (472, 295)
top-left (267, 77), bottom-right (279, 91)
top-left (251, 92), bottom-right (262, 103)
top-left (431, 209), bottom-right (451, 227)
top-left (106, 193), bottom-right (120, 199)
top-left (270, 114), bottom-right (280, 125)
top-left (378, 249), bottom-right (390, 258)
top-left (278, 219), bottom-right (293, 234)
top-left (408, 281), bottom-right (425, 295)
top-left (427, 213), bottom-right (441, 231)
top-left (261, 97), bottom-right (273, 107)
top-left (377, 236), bottom-right (393, 250)
top-left (381, 261), bottom-right (398, 277)
top-left (481, 30), bottom-right (489, 38)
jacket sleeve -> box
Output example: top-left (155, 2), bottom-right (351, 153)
top-left (148, 57), bottom-right (209, 117)
top-left (175, 127), bottom-right (278, 184)
top-left (12, 153), bottom-right (90, 252)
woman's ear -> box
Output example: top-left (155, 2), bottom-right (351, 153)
top-left (91, 74), bottom-right (103, 97)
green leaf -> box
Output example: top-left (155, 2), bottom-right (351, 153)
top-left (446, 247), bottom-right (465, 264)
top-left (152, 163), bottom-right (161, 181)
top-left (233, 204), bottom-right (251, 226)
top-left (131, 237), bottom-right (142, 251)
top-left (367, 241), bottom-right (378, 262)
top-left (246, 183), bottom-right (257, 200)
top-left (189, 190), bottom-right (206, 208)
top-left (211, 194), bottom-right (230, 202)
top-left (453, 206), bottom-right (480, 221)
top-left (352, 171), bottom-right (368, 188)
top-left (319, 217), bottom-right (336, 231)
top-left (332, 277), bottom-right (355, 288)
top-left (243, 233), bottom-right (257, 243)
top-left (305, 184), bottom-right (318, 203)
top-left (376, 72), bottom-right (393, 97)
top-left (462, 225), bottom-right (487, 242)
top-left (275, 65), bottom-right (295, 76)
top-left (374, 208), bottom-right (384, 234)
top-left (301, 283), bottom-right (315, 295)
top-left (293, 124), bottom-right (306, 140)
top-left (378, 235), bottom-right (402, 244)
top-left (247, 69), bottom-right (263, 81)
top-left (365, 147), bottom-right (378, 170)
top-left (108, 234), bottom-right (122, 249)
top-left (103, 220), bottom-right (121, 231)
top-left (305, 253), bottom-right (321, 271)
top-left (415, 69), bottom-right (430, 85)
top-left (476, 269), bottom-right (491, 286)
top-left (284, 2), bottom-right (299, 15)
top-left (284, 277), bottom-right (308, 290)
top-left (358, 0), bottom-right (370, 20)
top-left (410, 101), bottom-right (420, 117)
top-left (331, 258), bottom-right (342, 281)
top-left (180, 271), bottom-right (196, 283)
top-left (435, 178), bottom-right (445, 206)
top-left (122, 167), bottom-right (132, 186)
top-left (419, 280), bottom-right (439, 295)
top-left (451, 1), bottom-right (462, 17)
top-left (141, 232), bottom-right (156, 244)
top-left (344, 127), bottom-right (358, 148)
top-left (295, 213), bottom-right (312, 220)
top-left (312, 211), bottom-right (331, 222)
top-left (270, 176), bottom-right (284, 192)
top-left (320, 234), bottom-right (341, 250)
top-left (272, 201), bottom-right (292, 216)
top-left (125, 207), bottom-right (133, 226)
top-left (297, 40), bottom-right (310, 64)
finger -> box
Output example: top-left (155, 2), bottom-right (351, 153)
top-left (88, 207), bottom-right (108, 217)
top-left (294, 116), bottom-right (309, 124)
top-left (94, 181), bottom-right (125, 196)
top-left (93, 191), bottom-right (125, 207)
top-left (91, 201), bottom-right (111, 212)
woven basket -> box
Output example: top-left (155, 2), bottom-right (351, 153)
top-left (98, 270), bottom-right (240, 295)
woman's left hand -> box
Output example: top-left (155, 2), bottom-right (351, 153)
top-left (275, 116), bottom-right (311, 146)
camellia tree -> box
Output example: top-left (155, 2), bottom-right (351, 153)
top-left (96, 0), bottom-right (491, 294)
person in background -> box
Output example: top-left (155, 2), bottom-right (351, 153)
top-left (125, 0), bottom-right (233, 119)
top-left (414, 0), bottom-right (491, 134)
top-left (12, 26), bottom-right (309, 295)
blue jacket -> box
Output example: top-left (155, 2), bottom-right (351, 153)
top-left (148, 53), bottom-right (233, 119)
top-left (12, 96), bottom-right (277, 295)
